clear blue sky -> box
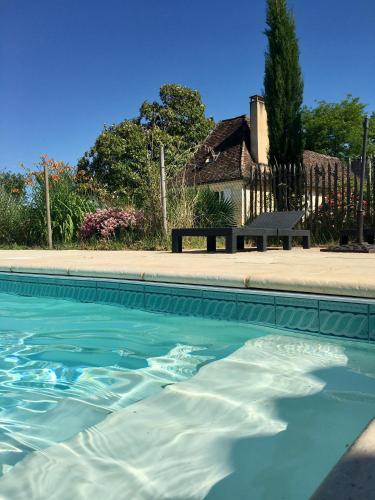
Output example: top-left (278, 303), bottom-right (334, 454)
top-left (1, 0), bottom-right (374, 173)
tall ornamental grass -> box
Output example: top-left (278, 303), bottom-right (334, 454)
top-left (167, 184), bottom-right (235, 230)
top-left (25, 156), bottom-right (97, 245)
top-left (0, 187), bottom-right (27, 245)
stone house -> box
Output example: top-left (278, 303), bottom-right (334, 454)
top-left (182, 95), bottom-right (342, 224)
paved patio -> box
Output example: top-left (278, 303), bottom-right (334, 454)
top-left (0, 248), bottom-right (374, 298)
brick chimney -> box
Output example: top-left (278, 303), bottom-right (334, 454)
top-left (250, 95), bottom-right (269, 165)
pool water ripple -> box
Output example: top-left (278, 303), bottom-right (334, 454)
top-left (0, 292), bottom-right (259, 472)
top-left (2, 334), bottom-right (375, 500)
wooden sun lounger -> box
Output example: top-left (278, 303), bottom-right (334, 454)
top-left (172, 210), bottom-right (311, 253)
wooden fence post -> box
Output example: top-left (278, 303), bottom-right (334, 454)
top-left (159, 145), bottom-right (168, 237)
top-left (334, 164), bottom-right (339, 225)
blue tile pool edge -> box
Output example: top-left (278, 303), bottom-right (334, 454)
top-left (0, 271), bottom-right (374, 343)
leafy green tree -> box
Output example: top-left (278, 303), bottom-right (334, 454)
top-left (302, 95), bottom-right (375, 158)
top-left (140, 84), bottom-right (214, 150)
top-left (78, 84), bottom-right (214, 207)
top-left (264, 0), bottom-right (304, 165)
top-left (78, 120), bottom-right (149, 204)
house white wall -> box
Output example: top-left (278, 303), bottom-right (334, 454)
top-left (207, 180), bottom-right (325, 225)
top-left (208, 180), bottom-right (245, 225)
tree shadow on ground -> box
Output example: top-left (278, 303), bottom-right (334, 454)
top-left (205, 365), bottom-right (375, 500)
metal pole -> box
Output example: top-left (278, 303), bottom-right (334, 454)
top-left (43, 163), bottom-right (53, 249)
top-left (357, 116), bottom-right (369, 244)
top-left (159, 144), bottom-right (168, 236)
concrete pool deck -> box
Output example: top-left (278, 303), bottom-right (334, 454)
top-left (0, 248), bottom-right (374, 298)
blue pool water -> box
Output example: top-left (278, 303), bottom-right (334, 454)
top-left (0, 291), bottom-right (261, 472)
top-left (1, 288), bottom-right (375, 500)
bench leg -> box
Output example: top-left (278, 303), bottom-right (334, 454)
top-left (256, 235), bottom-right (267, 252)
top-left (282, 236), bottom-right (292, 250)
top-left (340, 234), bottom-right (349, 245)
top-left (302, 234), bottom-right (311, 249)
top-left (172, 234), bottom-right (182, 253)
top-left (225, 234), bottom-right (237, 253)
top-left (207, 236), bottom-right (216, 252)
top-left (237, 236), bottom-right (245, 251)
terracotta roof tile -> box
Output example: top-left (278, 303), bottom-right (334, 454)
top-left (183, 115), bottom-right (255, 185)
top-left (302, 150), bottom-right (343, 168)
top-left (181, 119), bottom-right (346, 188)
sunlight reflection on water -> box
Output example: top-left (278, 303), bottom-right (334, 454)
top-left (1, 293), bottom-right (375, 500)
top-left (0, 291), bottom-right (260, 472)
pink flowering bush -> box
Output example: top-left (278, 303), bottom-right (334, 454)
top-left (317, 193), bottom-right (369, 228)
top-left (80, 208), bottom-right (144, 241)
top-left (305, 191), bottom-right (371, 243)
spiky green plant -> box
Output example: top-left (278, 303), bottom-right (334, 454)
top-left (194, 187), bottom-right (235, 227)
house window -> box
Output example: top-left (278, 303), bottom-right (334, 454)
top-left (215, 190), bottom-right (231, 202)
top-left (216, 190), bottom-right (224, 201)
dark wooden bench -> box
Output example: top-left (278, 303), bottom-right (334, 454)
top-left (172, 211), bottom-right (311, 253)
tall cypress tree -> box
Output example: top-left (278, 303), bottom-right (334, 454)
top-left (264, 0), bottom-right (304, 165)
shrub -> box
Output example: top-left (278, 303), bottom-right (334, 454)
top-left (80, 208), bottom-right (144, 241)
top-left (0, 187), bottom-right (28, 245)
top-left (308, 191), bottom-right (371, 243)
top-left (26, 156), bottom-right (97, 245)
top-left (0, 171), bottom-right (26, 197)
top-left (193, 187), bottom-right (235, 227)
top-left (167, 184), bottom-right (236, 232)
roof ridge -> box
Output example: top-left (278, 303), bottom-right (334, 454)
top-left (239, 117), bottom-right (248, 173)
top-left (219, 114), bottom-right (247, 123)
top-left (239, 136), bottom-right (245, 175)
top-left (303, 149), bottom-right (340, 160)
top-left (240, 119), bottom-right (255, 174)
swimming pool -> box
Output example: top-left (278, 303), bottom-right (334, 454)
top-left (0, 273), bottom-right (374, 499)
top-left (0, 291), bottom-right (259, 473)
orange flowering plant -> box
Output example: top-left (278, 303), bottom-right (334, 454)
top-left (24, 155), bottom-right (77, 186)
top-left (25, 155), bottom-right (98, 244)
